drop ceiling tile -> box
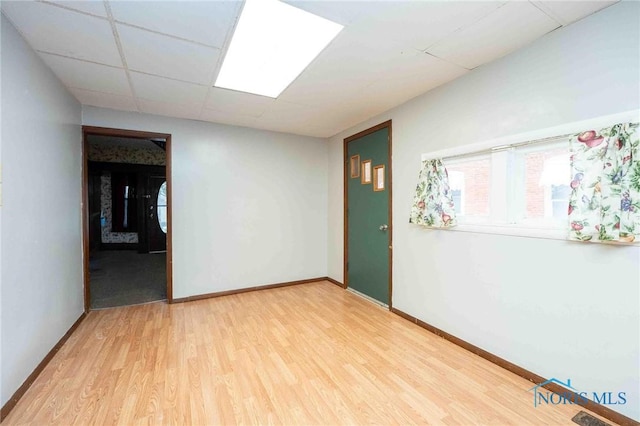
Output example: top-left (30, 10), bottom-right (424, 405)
top-left (110, 1), bottom-right (241, 48)
top-left (366, 52), bottom-right (468, 96)
top-left (264, 121), bottom-right (329, 138)
top-left (200, 109), bottom-right (259, 129)
top-left (299, 102), bottom-right (381, 138)
top-left (6, 0), bottom-right (611, 139)
top-left (370, 51), bottom-right (466, 96)
top-left (1, 1), bottom-right (121, 66)
top-left (280, 0), bottom-right (398, 26)
top-left (205, 88), bottom-right (275, 118)
top-left (138, 99), bottom-right (202, 121)
top-left (41, 53), bottom-right (131, 96)
top-left (532, 1), bottom-right (618, 25)
top-left (284, 34), bottom-right (467, 110)
top-left (426, 2), bottom-right (561, 70)
top-left (348, 1), bottom-right (506, 51)
top-left (278, 65), bottom-right (370, 109)
top-left (296, 54), bottom-right (469, 137)
top-left (117, 24), bottom-right (221, 85)
top-left (297, 127), bottom-right (334, 138)
top-left (70, 88), bottom-right (138, 112)
top-left (130, 72), bottom-right (208, 105)
top-left (48, 0), bottom-right (107, 17)
top-left (256, 100), bottom-right (324, 135)
top-left (250, 120), bottom-right (315, 137)
top-left (259, 100), bottom-right (321, 123)
top-left (288, 29), bottom-right (409, 89)
top-left (360, 75), bottom-right (453, 116)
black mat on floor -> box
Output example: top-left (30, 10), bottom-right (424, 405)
top-left (90, 250), bottom-right (167, 309)
top-left (572, 411), bottom-right (611, 426)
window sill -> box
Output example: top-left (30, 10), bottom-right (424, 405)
top-left (423, 223), bottom-right (640, 246)
top-left (444, 223), bottom-right (567, 241)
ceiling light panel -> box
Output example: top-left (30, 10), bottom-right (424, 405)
top-left (215, 0), bottom-right (343, 98)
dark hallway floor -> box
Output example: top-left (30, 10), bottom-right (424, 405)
top-left (89, 250), bottom-right (167, 309)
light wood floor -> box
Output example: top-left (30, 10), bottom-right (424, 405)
top-left (4, 281), bottom-right (612, 425)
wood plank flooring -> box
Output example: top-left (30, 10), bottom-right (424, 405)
top-left (3, 281), bottom-right (613, 425)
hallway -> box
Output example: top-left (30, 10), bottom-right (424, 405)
top-left (90, 250), bottom-right (166, 309)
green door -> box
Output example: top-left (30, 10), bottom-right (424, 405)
top-left (346, 123), bottom-right (391, 305)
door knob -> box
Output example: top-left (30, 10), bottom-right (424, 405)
top-left (379, 224), bottom-right (388, 231)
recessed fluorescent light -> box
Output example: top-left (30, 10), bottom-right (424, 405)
top-left (215, 0), bottom-right (343, 98)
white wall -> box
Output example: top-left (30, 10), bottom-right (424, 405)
top-left (328, 2), bottom-right (640, 421)
top-left (82, 107), bottom-right (328, 299)
top-left (1, 15), bottom-right (83, 406)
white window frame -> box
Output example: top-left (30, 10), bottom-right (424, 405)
top-left (511, 140), bottom-right (570, 230)
top-left (447, 170), bottom-right (465, 215)
top-left (443, 154), bottom-right (491, 225)
top-left (423, 110), bottom-right (640, 241)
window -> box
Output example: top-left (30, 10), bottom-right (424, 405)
top-left (515, 142), bottom-right (571, 227)
top-left (449, 170), bottom-right (464, 215)
top-left (424, 110), bottom-right (638, 239)
top-left (441, 138), bottom-right (571, 232)
top-left (157, 181), bottom-right (167, 234)
top-left (551, 184), bottom-right (571, 218)
top-left (111, 172), bottom-right (137, 232)
top-left (444, 155), bottom-right (491, 222)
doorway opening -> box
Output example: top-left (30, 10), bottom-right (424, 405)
top-left (343, 120), bottom-right (392, 308)
top-left (82, 126), bottom-right (173, 311)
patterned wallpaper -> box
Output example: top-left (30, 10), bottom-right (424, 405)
top-left (101, 173), bottom-right (138, 244)
top-left (89, 144), bottom-right (165, 166)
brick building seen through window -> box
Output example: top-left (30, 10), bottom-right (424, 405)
top-left (447, 157), bottom-right (490, 216)
top-left (445, 146), bottom-right (570, 220)
top-left (524, 147), bottom-right (570, 219)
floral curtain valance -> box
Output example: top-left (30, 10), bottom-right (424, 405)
top-left (409, 159), bottom-right (457, 228)
top-left (568, 122), bottom-right (640, 243)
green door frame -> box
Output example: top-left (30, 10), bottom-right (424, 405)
top-left (343, 120), bottom-right (393, 309)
